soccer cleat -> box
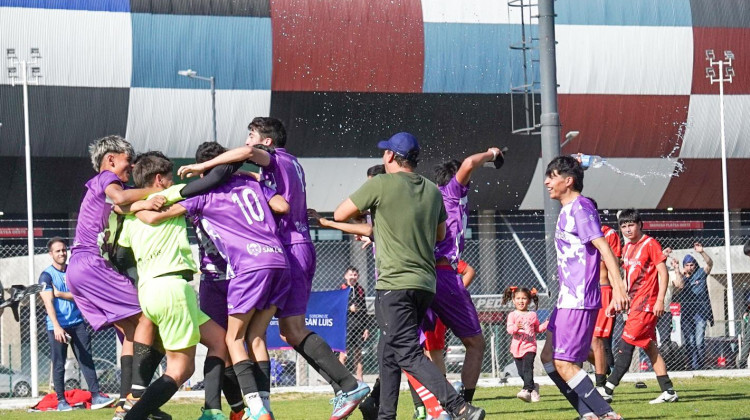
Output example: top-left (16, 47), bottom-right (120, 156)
top-left (91, 392), bottom-right (117, 410)
top-left (112, 405), bottom-right (128, 420)
top-left (597, 387), bottom-right (613, 403)
top-left (358, 395), bottom-right (379, 420)
top-left (330, 381), bottom-right (370, 420)
top-left (57, 399), bottom-right (73, 411)
top-left (230, 411), bottom-right (244, 420)
top-left (649, 391), bottom-right (678, 404)
top-left (241, 406), bottom-right (272, 420)
top-left (516, 389), bottom-right (531, 403)
top-left (451, 403), bottom-right (485, 420)
top-left (198, 408), bottom-right (229, 420)
top-left (414, 405), bottom-right (427, 419)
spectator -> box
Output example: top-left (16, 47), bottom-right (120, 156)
top-left (671, 242), bottom-right (714, 370)
top-left (339, 266), bottom-right (369, 381)
top-left (39, 237), bottom-right (115, 411)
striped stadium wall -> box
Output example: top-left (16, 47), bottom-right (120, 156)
top-left (1, 0), bottom-right (749, 213)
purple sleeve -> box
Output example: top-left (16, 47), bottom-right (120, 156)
top-left (264, 152), bottom-right (278, 173)
top-left (180, 194), bottom-right (204, 218)
top-left (98, 171), bottom-right (122, 192)
top-left (574, 197), bottom-right (603, 244)
top-left (260, 182), bottom-right (277, 202)
top-left (446, 177), bottom-right (469, 199)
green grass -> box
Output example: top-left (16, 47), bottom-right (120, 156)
top-left (6, 377), bottom-right (750, 419)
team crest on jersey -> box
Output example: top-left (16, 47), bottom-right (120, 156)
top-left (247, 243), bottom-right (262, 256)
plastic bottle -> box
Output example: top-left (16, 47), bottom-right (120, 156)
top-left (575, 154), bottom-right (606, 170)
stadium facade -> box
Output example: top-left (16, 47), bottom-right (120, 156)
top-left (0, 0), bottom-right (749, 215)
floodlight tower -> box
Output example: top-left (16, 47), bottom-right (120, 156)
top-left (705, 49), bottom-right (737, 336)
top-left (6, 46), bottom-right (42, 397)
top-left (178, 69), bottom-right (217, 144)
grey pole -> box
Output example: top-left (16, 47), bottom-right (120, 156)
top-left (538, 0), bottom-right (561, 297)
top-left (210, 76), bottom-right (217, 144)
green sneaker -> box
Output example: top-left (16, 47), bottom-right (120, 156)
top-left (414, 405), bottom-right (427, 420)
top-left (198, 408), bottom-right (229, 420)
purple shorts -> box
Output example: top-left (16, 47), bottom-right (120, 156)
top-left (429, 266), bottom-right (482, 339)
top-left (227, 268), bottom-right (290, 316)
top-left (276, 243), bottom-right (316, 318)
top-left (66, 252), bottom-right (142, 331)
top-left (199, 276), bottom-right (229, 330)
top-left (547, 307), bottom-right (598, 363)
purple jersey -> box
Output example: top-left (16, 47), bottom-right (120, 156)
top-left (181, 175), bottom-right (286, 278)
top-left (259, 148), bottom-right (311, 246)
top-left (554, 195), bottom-right (603, 310)
top-left (71, 171), bottom-right (123, 256)
top-left (434, 177), bottom-right (469, 264)
top-left (190, 214), bottom-right (228, 281)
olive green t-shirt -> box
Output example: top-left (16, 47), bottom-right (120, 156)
top-left (349, 172), bottom-right (447, 293)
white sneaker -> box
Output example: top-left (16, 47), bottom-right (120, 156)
top-left (597, 386), bottom-right (613, 403)
top-left (649, 390), bottom-right (678, 404)
top-left (516, 389), bottom-right (531, 402)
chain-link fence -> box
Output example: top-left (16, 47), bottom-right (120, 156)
top-left (0, 210), bottom-right (749, 398)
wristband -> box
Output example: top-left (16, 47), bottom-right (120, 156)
top-left (490, 149), bottom-right (498, 161)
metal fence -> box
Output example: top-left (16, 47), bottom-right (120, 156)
top-left (0, 210), bottom-right (749, 398)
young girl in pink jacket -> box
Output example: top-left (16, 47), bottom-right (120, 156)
top-left (504, 286), bottom-right (548, 403)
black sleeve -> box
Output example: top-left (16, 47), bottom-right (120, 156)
top-left (38, 272), bottom-right (54, 291)
top-left (180, 163), bottom-right (242, 198)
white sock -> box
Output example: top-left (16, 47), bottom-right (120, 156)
top-left (243, 392), bottom-right (264, 414)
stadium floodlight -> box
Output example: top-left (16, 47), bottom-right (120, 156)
top-left (178, 68), bottom-right (217, 144)
top-left (705, 47), bottom-right (738, 336)
top-left (560, 130), bottom-right (579, 148)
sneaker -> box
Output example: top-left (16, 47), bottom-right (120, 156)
top-left (516, 389), bottom-right (531, 403)
top-left (599, 412), bottom-right (625, 420)
top-left (199, 408), bottom-right (229, 420)
top-left (358, 395), bottom-right (378, 420)
top-left (243, 406), bottom-right (273, 420)
top-left (579, 414), bottom-right (598, 420)
top-left (649, 390), bottom-right (678, 404)
top-left (530, 389), bottom-right (540, 403)
top-left (414, 405), bottom-right (427, 419)
top-left (57, 399), bottom-right (73, 411)
top-left (597, 387), bottom-right (613, 403)
top-left (451, 403), bottom-right (485, 420)
top-left (91, 392), bottom-right (117, 410)
top-left (330, 381), bottom-right (370, 420)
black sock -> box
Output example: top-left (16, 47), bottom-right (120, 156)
top-left (253, 361), bottom-right (271, 393)
top-left (203, 357), bottom-right (224, 410)
top-left (132, 342), bottom-right (164, 398)
top-left (408, 381), bottom-right (424, 407)
top-left (223, 365), bottom-right (245, 413)
top-left (595, 373), bottom-right (607, 388)
top-left (118, 355), bottom-right (133, 406)
top-left (656, 375), bottom-right (675, 394)
top-left (293, 343), bottom-right (342, 394)
top-left (464, 388), bottom-right (476, 403)
top-left (124, 375), bottom-right (178, 419)
top-left (233, 360), bottom-right (259, 396)
top-left (603, 337), bottom-right (615, 372)
top-left (297, 333), bottom-right (358, 393)
top-left (607, 342), bottom-right (635, 389)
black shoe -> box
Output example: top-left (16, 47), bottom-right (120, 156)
top-left (147, 409), bottom-right (172, 420)
top-left (358, 395), bottom-right (378, 420)
top-left (452, 403), bottom-right (485, 420)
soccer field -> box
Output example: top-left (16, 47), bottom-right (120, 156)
top-left (6, 377), bottom-right (749, 419)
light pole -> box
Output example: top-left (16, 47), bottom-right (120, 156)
top-left (705, 49), bottom-right (736, 336)
top-left (6, 46), bottom-right (42, 397)
top-left (178, 69), bottom-right (217, 144)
